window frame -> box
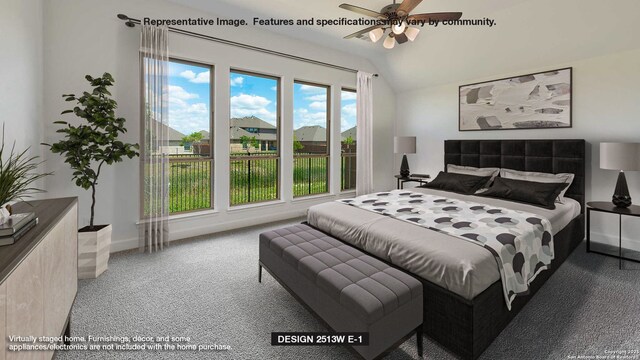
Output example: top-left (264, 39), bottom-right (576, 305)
top-left (228, 69), bottom-right (282, 206)
top-left (293, 80), bottom-right (332, 198)
top-left (153, 57), bottom-right (215, 216)
top-left (340, 87), bottom-right (357, 192)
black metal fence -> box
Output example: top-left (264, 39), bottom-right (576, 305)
top-left (341, 153), bottom-right (357, 191)
top-left (168, 153), bottom-right (356, 212)
top-left (293, 155), bottom-right (329, 197)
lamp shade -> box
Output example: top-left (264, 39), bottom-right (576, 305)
top-left (394, 136), bottom-right (416, 154)
top-left (405, 27), bottom-right (420, 41)
top-left (369, 28), bottom-right (384, 43)
top-left (383, 34), bottom-right (396, 49)
top-left (600, 142), bottom-right (640, 171)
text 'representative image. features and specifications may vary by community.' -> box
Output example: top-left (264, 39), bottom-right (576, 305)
top-left (141, 17), bottom-right (497, 28)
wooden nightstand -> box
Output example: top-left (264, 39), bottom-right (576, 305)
top-left (395, 174), bottom-right (430, 189)
top-left (587, 201), bottom-right (640, 269)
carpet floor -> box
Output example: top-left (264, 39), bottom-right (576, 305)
top-left (57, 218), bottom-right (640, 360)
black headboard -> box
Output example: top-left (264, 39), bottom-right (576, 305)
top-left (444, 140), bottom-right (586, 213)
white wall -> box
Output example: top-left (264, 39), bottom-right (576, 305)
top-left (42, 0), bottom-right (395, 251)
top-left (396, 48), bottom-right (640, 251)
top-left (0, 0), bottom-right (44, 179)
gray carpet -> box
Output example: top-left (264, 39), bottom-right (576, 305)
top-left (58, 218), bottom-right (640, 360)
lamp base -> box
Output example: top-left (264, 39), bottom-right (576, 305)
top-left (612, 171), bottom-right (632, 208)
top-left (400, 154), bottom-right (410, 178)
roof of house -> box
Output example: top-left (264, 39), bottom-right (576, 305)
top-left (162, 123), bottom-right (185, 142)
top-left (341, 126), bottom-right (356, 141)
top-left (198, 130), bottom-right (210, 141)
top-left (230, 116), bottom-right (276, 130)
top-left (229, 126), bottom-right (276, 141)
top-left (294, 125), bottom-right (327, 142)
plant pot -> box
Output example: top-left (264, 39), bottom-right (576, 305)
top-left (77, 224), bottom-right (112, 279)
top-left (0, 204), bottom-right (11, 225)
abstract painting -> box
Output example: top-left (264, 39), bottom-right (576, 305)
top-left (459, 68), bottom-right (572, 131)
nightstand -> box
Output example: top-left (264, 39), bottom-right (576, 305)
top-left (395, 175), bottom-right (430, 189)
top-left (587, 201), bottom-right (640, 269)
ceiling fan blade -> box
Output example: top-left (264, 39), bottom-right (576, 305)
top-left (395, 33), bottom-right (409, 44)
top-left (408, 12), bottom-right (463, 22)
top-left (339, 4), bottom-right (384, 19)
top-left (344, 24), bottom-right (385, 39)
top-left (397, 0), bottom-right (423, 17)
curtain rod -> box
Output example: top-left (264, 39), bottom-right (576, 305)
top-left (117, 14), bottom-right (378, 77)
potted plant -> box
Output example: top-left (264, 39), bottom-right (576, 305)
top-left (0, 126), bottom-right (51, 224)
top-left (45, 73), bottom-right (139, 279)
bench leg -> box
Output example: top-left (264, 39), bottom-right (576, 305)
top-left (416, 326), bottom-right (423, 358)
top-left (258, 263), bottom-right (262, 283)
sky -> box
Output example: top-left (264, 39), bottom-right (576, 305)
top-left (167, 61), bottom-right (357, 136)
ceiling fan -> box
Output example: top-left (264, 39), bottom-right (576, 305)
top-left (340, 0), bottom-right (462, 49)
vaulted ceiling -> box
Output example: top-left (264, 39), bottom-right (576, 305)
top-left (167, 0), bottom-right (640, 92)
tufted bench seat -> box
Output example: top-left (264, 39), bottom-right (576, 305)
top-left (259, 224), bottom-right (423, 359)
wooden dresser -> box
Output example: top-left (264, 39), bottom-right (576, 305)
top-left (0, 198), bottom-right (78, 360)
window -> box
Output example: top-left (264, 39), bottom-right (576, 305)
top-left (293, 81), bottom-right (330, 197)
top-left (167, 60), bottom-right (213, 213)
top-left (340, 89), bottom-right (357, 191)
top-left (229, 70), bottom-right (280, 205)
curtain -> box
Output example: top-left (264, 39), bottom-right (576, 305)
top-left (356, 71), bottom-right (374, 196)
top-left (139, 25), bottom-right (170, 252)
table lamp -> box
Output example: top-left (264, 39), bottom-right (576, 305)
top-left (600, 142), bottom-right (640, 208)
top-left (394, 136), bottom-right (416, 178)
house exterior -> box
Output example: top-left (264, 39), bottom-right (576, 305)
top-left (341, 126), bottom-right (357, 154)
top-left (230, 116), bottom-right (277, 153)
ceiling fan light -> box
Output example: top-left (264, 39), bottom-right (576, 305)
top-left (392, 20), bottom-right (406, 35)
top-left (383, 35), bottom-right (396, 49)
top-left (369, 28), bottom-right (384, 43)
top-left (405, 27), bottom-right (420, 42)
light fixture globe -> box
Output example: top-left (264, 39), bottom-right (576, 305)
top-left (392, 20), bottom-right (406, 35)
top-left (405, 27), bottom-right (420, 41)
top-left (369, 28), bottom-right (384, 43)
top-left (383, 34), bottom-right (396, 49)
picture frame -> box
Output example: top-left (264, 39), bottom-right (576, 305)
top-left (459, 67), bottom-right (572, 131)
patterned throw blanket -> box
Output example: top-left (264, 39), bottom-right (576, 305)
top-left (338, 190), bottom-right (555, 310)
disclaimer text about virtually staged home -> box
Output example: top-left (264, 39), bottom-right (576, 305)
top-left (7, 335), bottom-right (232, 353)
top-left (6, 332), bottom-right (370, 354)
top-left (141, 16), bottom-right (497, 28)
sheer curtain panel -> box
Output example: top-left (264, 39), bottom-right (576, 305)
top-left (139, 25), bottom-right (170, 252)
top-left (356, 71), bottom-right (374, 196)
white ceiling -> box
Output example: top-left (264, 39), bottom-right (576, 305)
top-left (167, 0), bottom-right (640, 92)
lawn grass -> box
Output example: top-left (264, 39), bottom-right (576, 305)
top-left (169, 155), bottom-right (338, 213)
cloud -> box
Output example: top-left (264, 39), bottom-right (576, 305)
top-left (341, 103), bottom-right (357, 118)
top-left (169, 85), bottom-right (199, 100)
top-left (168, 101), bottom-right (209, 135)
top-left (298, 84), bottom-right (325, 94)
top-left (180, 70), bottom-right (210, 84)
top-left (230, 93), bottom-right (276, 124)
top-left (309, 101), bottom-right (327, 111)
top-left (270, 86), bottom-right (277, 91)
top-left (305, 94), bottom-right (327, 102)
top-left (294, 108), bottom-right (327, 128)
top-left (341, 103), bottom-right (357, 131)
top-left (341, 91), bottom-right (357, 101)
top-left (230, 76), bottom-right (244, 87)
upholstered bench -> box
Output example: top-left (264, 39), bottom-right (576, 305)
top-left (259, 224), bottom-right (423, 359)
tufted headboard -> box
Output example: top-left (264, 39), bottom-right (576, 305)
top-left (444, 140), bottom-right (586, 213)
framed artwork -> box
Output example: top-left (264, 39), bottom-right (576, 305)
top-left (459, 67), bottom-right (572, 131)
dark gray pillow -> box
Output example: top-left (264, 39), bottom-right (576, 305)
top-left (420, 172), bottom-right (491, 195)
top-left (479, 177), bottom-right (569, 209)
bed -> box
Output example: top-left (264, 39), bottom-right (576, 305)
top-left (307, 139), bottom-right (586, 359)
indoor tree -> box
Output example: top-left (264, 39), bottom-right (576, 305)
top-left (45, 73), bottom-right (139, 230)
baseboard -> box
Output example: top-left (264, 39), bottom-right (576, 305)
top-left (109, 208), bottom-right (307, 253)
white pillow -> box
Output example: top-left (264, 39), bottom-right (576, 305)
top-left (500, 168), bottom-right (574, 203)
top-left (447, 164), bottom-right (500, 190)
